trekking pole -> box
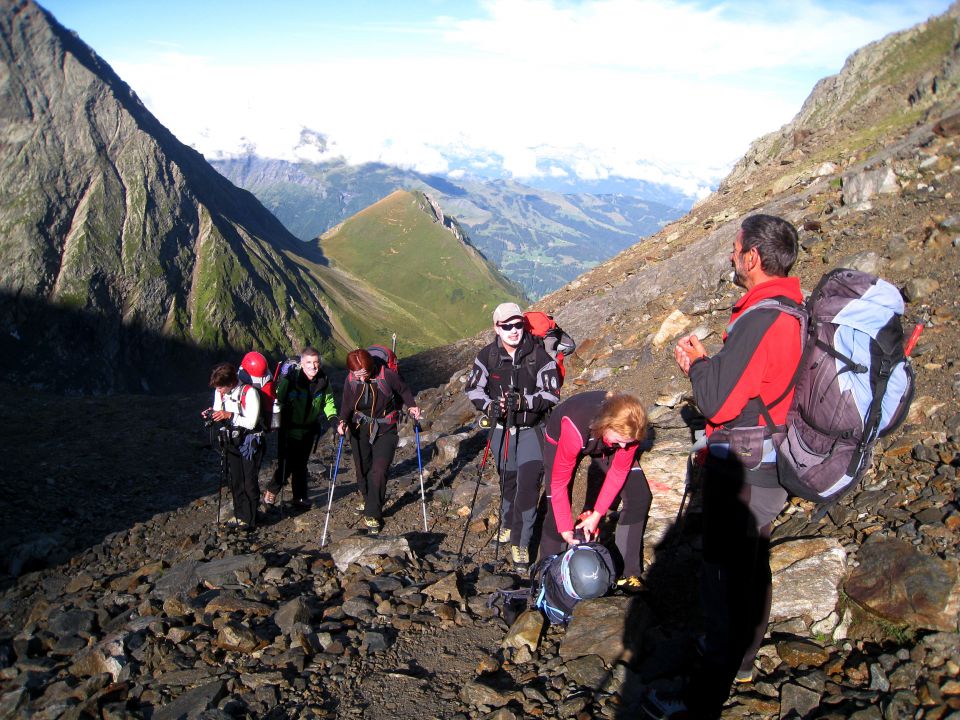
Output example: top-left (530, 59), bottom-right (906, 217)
top-left (676, 435), bottom-right (707, 529)
top-left (904, 322), bottom-right (923, 357)
top-left (217, 429), bottom-right (228, 525)
top-left (414, 420), bottom-right (428, 532)
top-left (321, 434), bottom-right (345, 547)
top-left (277, 427), bottom-right (287, 518)
top-left (457, 428), bottom-right (493, 564)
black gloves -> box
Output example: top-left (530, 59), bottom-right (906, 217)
top-left (504, 391), bottom-right (524, 413)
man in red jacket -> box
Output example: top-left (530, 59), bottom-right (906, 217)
top-left (646, 214), bottom-right (803, 720)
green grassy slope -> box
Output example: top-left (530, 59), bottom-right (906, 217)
top-left (315, 190), bottom-right (524, 355)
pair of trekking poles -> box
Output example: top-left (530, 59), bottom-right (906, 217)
top-left (456, 389), bottom-right (517, 566)
top-left (320, 414), bottom-right (430, 546)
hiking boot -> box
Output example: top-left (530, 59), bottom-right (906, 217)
top-left (355, 500), bottom-right (365, 514)
top-left (640, 688), bottom-right (690, 720)
top-left (735, 668), bottom-right (755, 684)
top-left (497, 527), bottom-right (511, 544)
top-left (291, 498), bottom-right (312, 511)
top-left (225, 517), bottom-right (250, 530)
top-left (364, 517), bottom-right (381, 536)
top-left (616, 575), bottom-right (645, 594)
top-left (510, 545), bottom-right (530, 571)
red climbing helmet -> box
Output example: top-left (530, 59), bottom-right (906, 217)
top-left (240, 351), bottom-right (269, 379)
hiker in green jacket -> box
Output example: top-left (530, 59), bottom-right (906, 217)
top-left (262, 347), bottom-right (338, 511)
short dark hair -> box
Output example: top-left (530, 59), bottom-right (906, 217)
top-left (739, 214), bottom-right (798, 277)
top-left (209, 362), bottom-right (238, 389)
top-left (301, 346), bottom-right (320, 360)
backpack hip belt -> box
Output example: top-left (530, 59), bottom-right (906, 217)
top-left (707, 426), bottom-right (780, 470)
top-left (354, 411), bottom-right (397, 426)
top-left (228, 426), bottom-right (261, 445)
top-left (353, 411), bottom-right (397, 443)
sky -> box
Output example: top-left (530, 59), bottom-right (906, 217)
top-left (40, 0), bottom-right (954, 197)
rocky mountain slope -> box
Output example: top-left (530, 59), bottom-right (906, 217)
top-left (212, 155), bottom-right (683, 299)
top-left (1, 3), bottom-right (959, 720)
top-left (0, 0), bottom-right (344, 392)
top-left (317, 190), bottom-right (523, 353)
top-left (0, 1), bottom-right (517, 392)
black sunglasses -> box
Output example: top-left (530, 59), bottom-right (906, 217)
top-left (497, 321), bottom-right (524, 331)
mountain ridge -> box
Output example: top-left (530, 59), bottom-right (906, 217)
top-left (0, 0), bottom-right (524, 390)
top-left (314, 189), bottom-right (524, 352)
top-left (211, 155), bottom-right (685, 298)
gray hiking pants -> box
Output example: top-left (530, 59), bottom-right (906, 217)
top-left (491, 424), bottom-right (544, 549)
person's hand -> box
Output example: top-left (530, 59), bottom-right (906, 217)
top-left (575, 510), bottom-right (602, 542)
top-left (561, 530), bottom-right (580, 546)
top-left (503, 391), bottom-right (524, 413)
top-left (408, 406), bottom-right (422, 421)
top-left (337, 420), bottom-right (347, 436)
top-left (674, 334), bottom-right (708, 377)
top-left (201, 407), bottom-right (214, 419)
top-left (212, 410), bottom-right (232, 422)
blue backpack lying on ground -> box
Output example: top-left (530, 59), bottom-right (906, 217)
top-left (489, 542), bottom-right (617, 625)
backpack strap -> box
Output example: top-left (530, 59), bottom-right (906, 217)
top-left (728, 297), bottom-right (807, 432)
top-left (485, 342), bottom-right (501, 372)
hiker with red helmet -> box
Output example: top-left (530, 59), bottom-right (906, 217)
top-left (539, 391), bottom-right (651, 593)
top-left (337, 348), bottom-right (420, 535)
top-left (262, 347), bottom-right (338, 511)
top-left (203, 362), bottom-right (265, 531)
top-left (465, 302), bottom-right (561, 571)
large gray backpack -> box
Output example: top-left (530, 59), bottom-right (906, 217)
top-left (743, 269), bottom-right (915, 504)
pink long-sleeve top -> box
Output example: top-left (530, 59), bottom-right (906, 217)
top-left (548, 413), bottom-right (639, 535)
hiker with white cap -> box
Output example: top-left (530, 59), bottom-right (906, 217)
top-left (465, 302), bottom-right (561, 570)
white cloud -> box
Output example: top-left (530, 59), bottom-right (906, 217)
top-left (112, 0), bottom-right (950, 195)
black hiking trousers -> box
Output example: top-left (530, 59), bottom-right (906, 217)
top-left (265, 433), bottom-right (316, 502)
top-left (349, 424), bottom-right (399, 522)
top-left (226, 444), bottom-right (263, 526)
top-left (540, 450), bottom-right (651, 577)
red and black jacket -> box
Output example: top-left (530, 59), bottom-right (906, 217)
top-left (689, 276), bottom-right (804, 435)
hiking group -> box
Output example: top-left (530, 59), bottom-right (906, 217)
top-left (202, 211), bottom-right (915, 720)
top-left (201, 343), bottom-right (419, 537)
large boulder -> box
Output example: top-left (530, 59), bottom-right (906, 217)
top-left (770, 537), bottom-right (847, 624)
top-left (845, 537), bottom-right (960, 632)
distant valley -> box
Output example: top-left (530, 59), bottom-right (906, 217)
top-left (211, 156), bottom-right (689, 299)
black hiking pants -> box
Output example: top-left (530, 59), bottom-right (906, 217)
top-left (685, 453), bottom-right (787, 718)
top-left (350, 424), bottom-right (399, 522)
top-left (266, 433), bottom-right (316, 502)
top-left (226, 443), bottom-right (263, 526)
top-left (540, 450), bottom-right (651, 577)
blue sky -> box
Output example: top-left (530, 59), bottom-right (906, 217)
top-left (40, 0), bottom-right (954, 195)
